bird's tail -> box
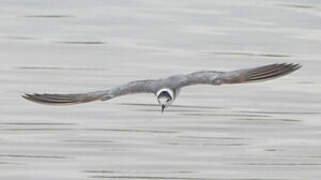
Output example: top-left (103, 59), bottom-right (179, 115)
top-left (22, 91), bottom-right (107, 105)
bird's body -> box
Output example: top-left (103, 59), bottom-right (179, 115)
top-left (23, 63), bottom-right (301, 112)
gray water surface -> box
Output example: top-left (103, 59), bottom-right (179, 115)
top-left (1, 0), bottom-right (321, 179)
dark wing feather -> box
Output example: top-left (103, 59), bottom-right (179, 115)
top-left (218, 63), bottom-right (301, 84)
top-left (22, 91), bottom-right (107, 105)
top-left (23, 80), bottom-right (155, 105)
top-left (176, 63), bottom-right (301, 88)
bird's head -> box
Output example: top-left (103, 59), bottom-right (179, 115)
top-left (156, 88), bottom-right (174, 113)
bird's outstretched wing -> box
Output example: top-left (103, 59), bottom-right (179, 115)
top-left (23, 80), bottom-right (155, 105)
top-left (23, 63), bottom-right (301, 105)
top-left (175, 63), bottom-right (301, 88)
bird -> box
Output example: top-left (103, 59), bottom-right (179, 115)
top-left (23, 63), bottom-right (301, 113)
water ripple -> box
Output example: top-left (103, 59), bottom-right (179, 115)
top-left (84, 128), bottom-right (178, 134)
top-left (17, 66), bottom-right (108, 71)
top-left (278, 3), bottom-right (315, 9)
top-left (213, 51), bottom-right (290, 58)
top-left (0, 154), bottom-right (68, 159)
top-left (24, 15), bottom-right (74, 18)
top-left (89, 175), bottom-right (285, 180)
top-left (57, 41), bottom-right (106, 45)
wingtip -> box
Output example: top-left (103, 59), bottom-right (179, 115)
top-left (22, 92), bottom-right (61, 105)
top-left (243, 62), bottom-right (302, 82)
top-left (276, 62), bottom-right (302, 72)
top-left (278, 62), bottom-right (302, 75)
top-left (22, 93), bottom-right (37, 102)
top-left (286, 63), bottom-right (302, 72)
top-left (293, 63), bottom-right (302, 70)
top-left (22, 93), bottom-right (31, 99)
top-left (21, 91), bottom-right (104, 105)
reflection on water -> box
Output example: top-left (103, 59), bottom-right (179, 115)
top-left (1, 0), bottom-right (321, 179)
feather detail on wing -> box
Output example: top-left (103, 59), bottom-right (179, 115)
top-left (22, 91), bottom-right (107, 105)
top-left (23, 80), bottom-right (155, 105)
top-left (176, 63), bottom-right (301, 88)
top-left (218, 63), bottom-right (301, 84)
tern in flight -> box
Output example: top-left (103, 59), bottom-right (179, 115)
top-left (23, 63), bottom-right (301, 113)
